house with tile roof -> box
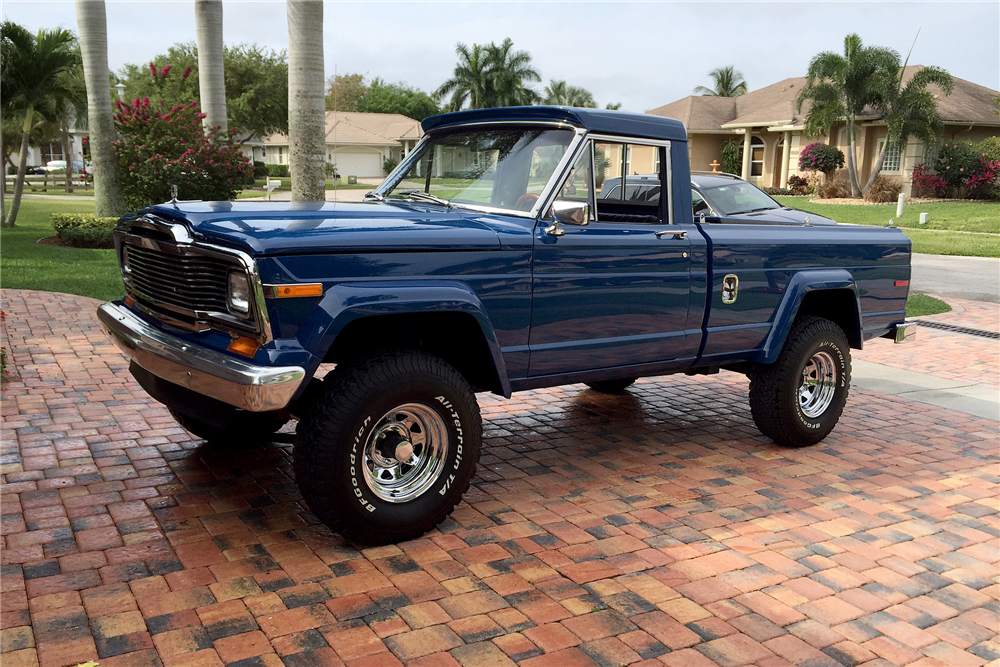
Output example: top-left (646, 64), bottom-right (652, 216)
top-left (246, 111), bottom-right (423, 178)
top-left (648, 67), bottom-right (1000, 195)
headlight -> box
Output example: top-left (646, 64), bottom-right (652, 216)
top-left (228, 271), bottom-right (250, 314)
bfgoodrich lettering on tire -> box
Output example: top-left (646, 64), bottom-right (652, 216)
top-left (293, 350), bottom-right (482, 544)
top-left (748, 316), bottom-right (851, 447)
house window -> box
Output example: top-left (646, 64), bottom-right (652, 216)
top-left (877, 139), bottom-right (901, 173)
top-left (750, 136), bottom-right (764, 177)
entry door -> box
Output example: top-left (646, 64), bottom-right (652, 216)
top-left (527, 139), bottom-right (697, 378)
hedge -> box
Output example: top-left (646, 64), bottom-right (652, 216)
top-left (264, 163), bottom-right (289, 177)
top-left (51, 213), bottom-right (118, 249)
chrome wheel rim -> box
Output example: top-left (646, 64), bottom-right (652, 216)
top-left (361, 403), bottom-right (448, 503)
top-left (799, 351), bottom-right (837, 418)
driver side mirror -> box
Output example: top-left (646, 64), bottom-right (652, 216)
top-left (552, 199), bottom-right (590, 226)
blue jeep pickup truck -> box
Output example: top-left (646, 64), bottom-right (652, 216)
top-left (98, 107), bottom-right (915, 544)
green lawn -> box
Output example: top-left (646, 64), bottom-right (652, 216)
top-left (0, 198), bottom-right (125, 301)
top-left (774, 197), bottom-right (1000, 257)
top-left (905, 294), bottom-right (951, 318)
top-left (1, 198), bottom-right (959, 326)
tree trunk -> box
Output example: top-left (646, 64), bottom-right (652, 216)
top-left (63, 118), bottom-right (74, 193)
top-left (845, 121), bottom-right (862, 198)
top-left (195, 0), bottom-right (228, 136)
top-left (1, 146), bottom-right (7, 226)
top-left (287, 0), bottom-right (326, 201)
top-left (76, 0), bottom-right (128, 217)
top-left (862, 148), bottom-right (888, 194)
top-left (5, 105), bottom-right (35, 227)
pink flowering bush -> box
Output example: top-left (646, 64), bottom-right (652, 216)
top-left (798, 142), bottom-right (845, 177)
top-left (910, 163), bottom-right (948, 198)
top-left (113, 97), bottom-right (252, 210)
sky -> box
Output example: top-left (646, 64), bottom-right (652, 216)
top-left (3, 1), bottom-right (999, 113)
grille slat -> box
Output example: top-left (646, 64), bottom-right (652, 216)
top-left (124, 242), bottom-right (246, 318)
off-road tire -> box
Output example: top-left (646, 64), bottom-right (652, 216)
top-left (585, 379), bottom-right (636, 393)
top-left (293, 350), bottom-right (482, 545)
top-left (170, 409), bottom-right (287, 448)
top-left (748, 316), bottom-right (851, 447)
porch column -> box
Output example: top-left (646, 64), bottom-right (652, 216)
top-left (741, 128), bottom-right (752, 179)
top-left (780, 130), bottom-right (791, 188)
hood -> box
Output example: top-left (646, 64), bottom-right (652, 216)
top-left (143, 201), bottom-right (502, 255)
top-left (723, 206), bottom-right (837, 226)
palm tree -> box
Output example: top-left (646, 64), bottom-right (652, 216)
top-left (286, 0), bottom-right (325, 201)
top-left (436, 39), bottom-right (539, 110)
top-left (75, 0), bottom-right (127, 217)
top-left (1, 21), bottom-right (80, 226)
top-left (195, 0), bottom-right (227, 134)
top-left (543, 81), bottom-right (596, 108)
top-left (693, 66), bottom-right (748, 97)
top-left (863, 64), bottom-right (953, 192)
top-left (436, 43), bottom-right (490, 111)
top-left (487, 38), bottom-right (539, 107)
top-left (796, 34), bottom-right (899, 197)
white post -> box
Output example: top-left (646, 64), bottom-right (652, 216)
top-left (741, 128), bottom-right (752, 179)
top-left (896, 193), bottom-right (906, 218)
top-left (780, 130), bottom-right (791, 189)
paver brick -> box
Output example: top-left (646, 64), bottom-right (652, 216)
top-left (2, 289), bottom-right (999, 667)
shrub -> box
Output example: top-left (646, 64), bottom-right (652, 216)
top-left (911, 163), bottom-right (948, 198)
top-left (964, 159), bottom-right (1000, 199)
top-left (113, 98), bottom-right (253, 209)
top-left (799, 142), bottom-right (845, 176)
top-left (51, 213), bottom-right (118, 248)
top-left (253, 161), bottom-right (268, 178)
top-left (863, 175), bottom-right (902, 203)
top-left (935, 141), bottom-right (981, 189)
top-left (787, 174), bottom-right (811, 195)
top-left (383, 157), bottom-right (398, 175)
top-left (325, 162), bottom-right (337, 178)
top-left (817, 171), bottom-right (852, 199)
top-left (720, 139), bottom-right (740, 175)
top-left (762, 186), bottom-right (794, 196)
top-left (265, 163), bottom-right (288, 177)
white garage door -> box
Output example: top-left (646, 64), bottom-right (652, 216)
top-left (334, 151), bottom-right (383, 178)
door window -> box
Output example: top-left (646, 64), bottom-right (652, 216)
top-left (593, 140), bottom-right (666, 223)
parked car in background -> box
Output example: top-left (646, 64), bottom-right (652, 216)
top-left (691, 171), bottom-right (836, 225)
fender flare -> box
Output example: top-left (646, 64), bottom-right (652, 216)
top-left (299, 280), bottom-right (511, 397)
top-left (755, 269), bottom-right (862, 365)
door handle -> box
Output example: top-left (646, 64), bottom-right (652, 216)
top-left (655, 229), bottom-right (687, 240)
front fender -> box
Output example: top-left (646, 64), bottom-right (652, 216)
top-left (299, 280), bottom-right (511, 397)
top-left (755, 269), bottom-right (861, 364)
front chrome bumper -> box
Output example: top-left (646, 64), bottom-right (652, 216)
top-left (97, 302), bottom-right (305, 412)
top-left (892, 319), bottom-right (918, 343)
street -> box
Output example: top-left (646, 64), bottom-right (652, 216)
top-left (911, 252), bottom-right (1000, 303)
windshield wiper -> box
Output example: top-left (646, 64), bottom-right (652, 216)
top-left (397, 190), bottom-right (452, 208)
top-left (729, 206), bottom-right (777, 215)
top-left (364, 191), bottom-right (384, 202)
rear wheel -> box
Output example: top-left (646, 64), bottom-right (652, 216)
top-left (170, 409), bottom-right (287, 448)
top-left (585, 379), bottom-right (636, 393)
top-left (294, 350), bottom-right (482, 545)
top-left (748, 316), bottom-right (851, 447)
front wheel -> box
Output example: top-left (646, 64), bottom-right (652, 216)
top-left (748, 317), bottom-right (851, 447)
top-left (294, 351), bottom-right (482, 545)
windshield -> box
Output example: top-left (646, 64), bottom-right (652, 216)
top-left (703, 181), bottom-right (779, 216)
top-left (380, 126), bottom-right (576, 213)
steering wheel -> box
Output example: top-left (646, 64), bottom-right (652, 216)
top-left (515, 193), bottom-right (539, 210)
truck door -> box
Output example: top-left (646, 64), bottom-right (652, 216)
top-left (528, 139), bottom-right (700, 377)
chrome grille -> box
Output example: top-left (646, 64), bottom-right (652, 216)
top-left (125, 244), bottom-right (235, 314)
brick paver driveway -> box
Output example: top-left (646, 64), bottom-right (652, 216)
top-left (2, 289), bottom-right (998, 667)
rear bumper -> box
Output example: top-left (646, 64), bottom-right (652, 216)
top-left (97, 301), bottom-right (305, 412)
top-left (890, 319), bottom-right (918, 343)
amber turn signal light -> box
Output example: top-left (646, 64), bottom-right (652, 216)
top-left (123, 294), bottom-right (135, 308)
top-left (228, 335), bottom-right (261, 358)
top-left (272, 284), bottom-right (324, 298)
top-left (894, 280), bottom-right (909, 287)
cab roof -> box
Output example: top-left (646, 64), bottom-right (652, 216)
top-left (421, 106), bottom-right (688, 143)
